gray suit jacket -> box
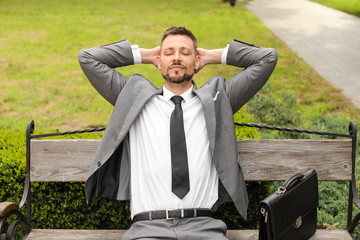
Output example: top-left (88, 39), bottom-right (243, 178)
top-left (78, 39), bottom-right (277, 219)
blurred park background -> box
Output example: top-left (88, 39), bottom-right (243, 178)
top-left (1, 0), bottom-right (360, 237)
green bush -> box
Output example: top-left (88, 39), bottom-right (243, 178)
top-left (0, 130), bottom-right (26, 204)
top-left (246, 83), bottom-right (303, 139)
top-left (31, 183), bottom-right (131, 230)
top-left (247, 84), bottom-right (301, 127)
top-left (309, 116), bottom-right (351, 138)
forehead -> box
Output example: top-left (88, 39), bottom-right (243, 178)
top-left (161, 34), bottom-right (195, 51)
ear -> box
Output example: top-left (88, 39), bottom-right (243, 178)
top-left (194, 54), bottom-right (200, 71)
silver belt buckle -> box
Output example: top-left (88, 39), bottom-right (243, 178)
top-left (166, 209), bottom-right (184, 220)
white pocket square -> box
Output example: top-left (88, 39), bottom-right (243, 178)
top-left (213, 91), bottom-right (220, 101)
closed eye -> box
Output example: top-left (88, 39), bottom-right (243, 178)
top-left (181, 49), bottom-right (192, 55)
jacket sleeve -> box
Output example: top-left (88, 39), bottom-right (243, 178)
top-left (78, 39), bottom-right (135, 106)
top-left (225, 39), bottom-right (278, 113)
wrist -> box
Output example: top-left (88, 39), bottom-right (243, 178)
top-left (140, 48), bottom-right (153, 64)
top-left (203, 49), bottom-right (223, 65)
top-left (140, 47), bottom-right (160, 67)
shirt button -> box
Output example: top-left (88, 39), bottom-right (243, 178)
top-left (97, 161), bottom-right (101, 167)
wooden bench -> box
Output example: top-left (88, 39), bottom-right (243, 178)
top-left (0, 120), bottom-right (359, 240)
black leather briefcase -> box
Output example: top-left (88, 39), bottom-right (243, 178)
top-left (259, 169), bottom-right (318, 240)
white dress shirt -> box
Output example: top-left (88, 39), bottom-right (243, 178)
top-left (129, 86), bottom-right (219, 218)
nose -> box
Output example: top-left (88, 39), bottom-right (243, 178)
top-left (173, 51), bottom-right (181, 62)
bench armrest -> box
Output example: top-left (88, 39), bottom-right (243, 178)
top-left (0, 202), bottom-right (19, 217)
top-left (0, 202), bottom-right (30, 238)
top-left (0, 170), bottom-right (31, 237)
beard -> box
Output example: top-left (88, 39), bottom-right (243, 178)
top-left (162, 72), bottom-right (194, 84)
top-left (162, 64), bottom-right (194, 84)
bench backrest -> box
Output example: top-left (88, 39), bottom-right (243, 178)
top-left (29, 138), bottom-right (353, 182)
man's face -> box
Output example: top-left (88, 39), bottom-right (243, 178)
top-left (158, 34), bottom-right (199, 84)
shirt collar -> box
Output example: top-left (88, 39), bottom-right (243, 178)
top-left (163, 84), bottom-right (195, 103)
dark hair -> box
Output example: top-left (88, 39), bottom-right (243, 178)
top-left (161, 26), bottom-right (197, 51)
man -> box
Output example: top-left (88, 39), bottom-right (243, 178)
top-left (79, 26), bottom-right (277, 239)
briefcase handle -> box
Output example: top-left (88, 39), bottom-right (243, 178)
top-left (277, 173), bottom-right (305, 195)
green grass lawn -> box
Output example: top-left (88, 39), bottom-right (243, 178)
top-left (1, 0), bottom-right (360, 236)
top-left (311, 0), bottom-right (360, 17)
top-left (1, 0), bottom-right (359, 132)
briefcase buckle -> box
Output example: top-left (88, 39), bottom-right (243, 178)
top-left (294, 216), bottom-right (302, 229)
top-left (277, 187), bottom-right (287, 195)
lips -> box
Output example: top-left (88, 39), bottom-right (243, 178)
top-left (169, 64), bottom-right (185, 71)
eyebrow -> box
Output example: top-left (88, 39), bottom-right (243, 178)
top-left (163, 46), bottom-right (193, 52)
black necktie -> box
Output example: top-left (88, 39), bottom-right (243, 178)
top-left (170, 96), bottom-right (190, 199)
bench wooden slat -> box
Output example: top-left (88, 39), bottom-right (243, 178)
top-left (30, 139), bottom-right (100, 182)
top-left (30, 139), bottom-right (352, 182)
top-left (228, 229), bottom-right (354, 240)
top-left (25, 229), bottom-right (353, 240)
top-left (25, 229), bottom-right (124, 240)
top-left (238, 139), bottom-right (352, 181)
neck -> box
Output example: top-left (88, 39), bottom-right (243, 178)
top-left (164, 80), bottom-right (193, 95)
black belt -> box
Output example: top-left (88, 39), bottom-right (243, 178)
top-left (133, 208), bottom-right (212, 222)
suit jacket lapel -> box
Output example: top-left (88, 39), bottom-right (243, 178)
top-left (115, 80), bottom-right (162, 144)
top-left (97, 76), bottom-right (161, 162)
top-left (193, 85), bottom-right (216, 157)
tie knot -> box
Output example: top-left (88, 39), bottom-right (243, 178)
top-left (171, 95), bottom-right (183, 106)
